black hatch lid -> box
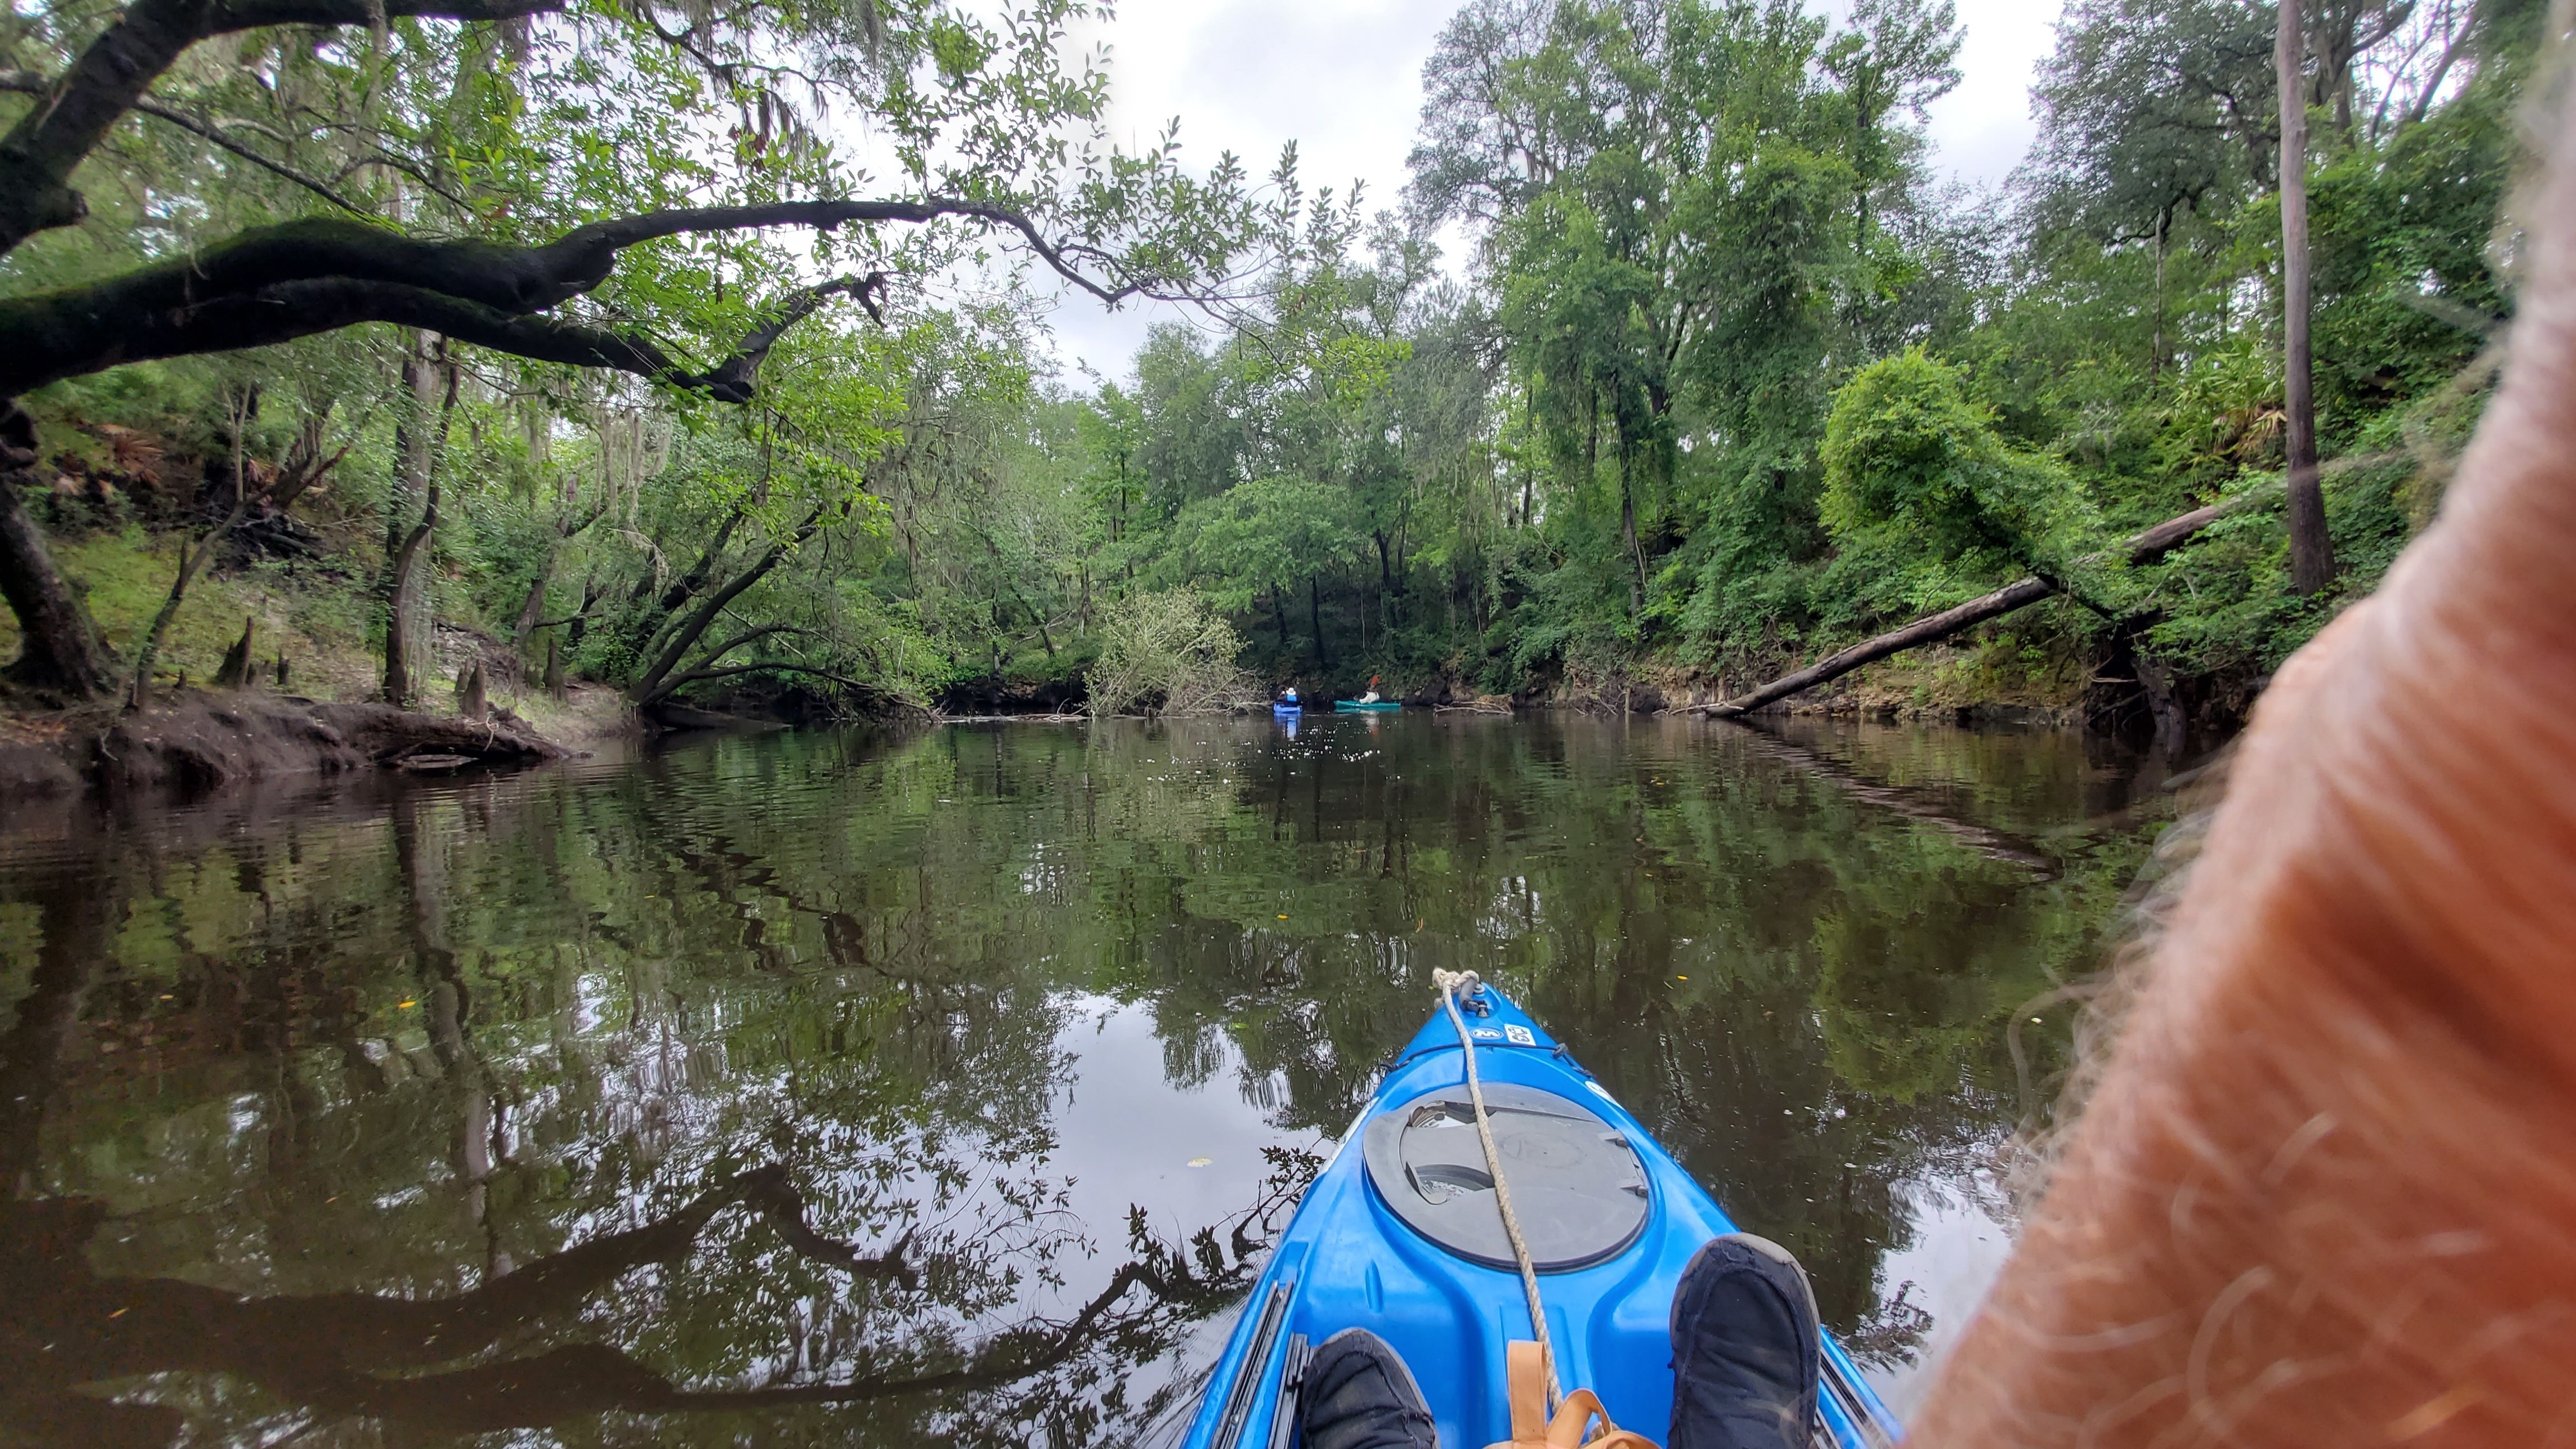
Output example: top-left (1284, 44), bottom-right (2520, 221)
top-left (1361, 1080), bottom-right (1650, 1272)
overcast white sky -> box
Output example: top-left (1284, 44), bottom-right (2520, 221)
top-left (1041, 0), bottom-right (2070, 381)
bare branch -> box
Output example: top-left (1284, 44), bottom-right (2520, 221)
top-left (0, 69), bottom-right (367, 213)
top-left (0, 0), bottom-right (566, 255)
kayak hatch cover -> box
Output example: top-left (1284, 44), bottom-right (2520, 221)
top-left (1178, 983), bottom-right (1903, 1449)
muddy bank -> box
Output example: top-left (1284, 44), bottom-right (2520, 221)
top-left (0, 691), bottom-right (574, 797)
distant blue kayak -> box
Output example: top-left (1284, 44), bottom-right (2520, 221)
top-left (1181, 983), bottom-right (1902, 1449)
top-left (1333, 700), bottom-right (1401, 712)
top-left (1273, 703), bottom-right (1304, 716)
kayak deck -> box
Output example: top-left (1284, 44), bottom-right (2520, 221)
top-left (1182, 986), bottom-right (1899, 1449)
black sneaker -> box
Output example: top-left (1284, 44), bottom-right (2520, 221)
top-left (1668, 1233), bottom-right (1821, 1449)
top-left (1299, 1328), bottom-right (1440, 1449)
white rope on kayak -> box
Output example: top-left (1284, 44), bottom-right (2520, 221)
top-left (1431, 967), bottom-right (1562, 1414)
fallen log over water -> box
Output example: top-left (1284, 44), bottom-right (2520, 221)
top-left (1690, 496), bottom-right (2239, 718)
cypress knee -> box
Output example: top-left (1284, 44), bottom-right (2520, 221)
top-left (212, 617), bottom-right (257, 688)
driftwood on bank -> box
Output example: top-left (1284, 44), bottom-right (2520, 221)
top-left (305, 701), bottom-right (562, 764)
top-left (1690, 496), bottom-right (2239, 718)
top-left (0, 693), bottom-right (571, 796)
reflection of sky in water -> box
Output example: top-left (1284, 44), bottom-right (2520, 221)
top-left (1052, 997), bottom-right (1319, 1259)
top-left (1046, 996), bottom-right (1331, 1424)
top-left (1867, 1175), bottom-right (2018, 1416)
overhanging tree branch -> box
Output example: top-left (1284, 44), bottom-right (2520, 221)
top-left (645, 659), bottom-right (879, 699)
top-left (0, 190), bottom-right (1177, 400)
top-left (8, 182), bottom-right (1178, 367)
top-left (0, 267), bottom-right (885, 402)
top-left (668, 622), bottom-right (800, 674)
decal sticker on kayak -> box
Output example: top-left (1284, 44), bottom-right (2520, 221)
top-left (1585, 1079), bottom-right (1618, 1105)
top-left (1504, 1025), bottom-right (1535, 1046)
top-left (1471, 1027), bottom-right (1502, 1039)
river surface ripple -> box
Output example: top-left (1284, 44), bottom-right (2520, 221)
top-left (0, 713), bottom-right (2174, 1447)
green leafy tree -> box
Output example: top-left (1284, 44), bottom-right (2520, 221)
top-left (0, 0), bottom-right (1286, 700)
top-left (1820, 348), bottom-right (2094, 598)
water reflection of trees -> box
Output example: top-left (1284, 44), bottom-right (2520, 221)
top-left (0, 714), bottom-right (2153, 1439)
top-left (712, 716), bottom-right (2142, 1371)
top-left (0, 806), bottom-right (1308, 1449)
top-left (1073, 716), bottom-right (2146, 1367)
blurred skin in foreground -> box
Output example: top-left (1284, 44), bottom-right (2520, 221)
top-left (1909, 89), bottom-right (2576, 1449)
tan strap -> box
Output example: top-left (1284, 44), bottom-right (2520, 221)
top-left (1505, 1340), bottom-right (1548, 1444)
top-left (1486, 1341), bottom-right (1663, 1448)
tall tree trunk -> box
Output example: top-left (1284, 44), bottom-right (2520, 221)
top-left (1374, 531), bottom-right (1394, 631)
top-left (510, 564), bottom-right (550, 647)
top-left (0, 406), bottom-right (117, 698)
top-left (566, 578), bottom-right (600, 654)
top-left (628, 505), bottom-right (830, 704)
top-left (382, 477), bottom-right (442, 706)
top-left (1309, 572), bottom-right (1330, 670)
top-left (382, 333), bottom-right (451, 704)
top-left (2152, 208), bottom-right (2170, 382)
top-left (1619, 444), bottom-right (1646, 617)
top-left (1584, 389), bottom-right (1599, 497)
top-left (2279, 0), bottom-right (2338, 596)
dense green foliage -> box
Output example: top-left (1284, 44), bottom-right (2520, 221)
top-left (0, 0), bottom-right (2544, 724)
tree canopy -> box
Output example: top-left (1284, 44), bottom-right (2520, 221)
top-left (0, 0), bottom-right (2547, 737)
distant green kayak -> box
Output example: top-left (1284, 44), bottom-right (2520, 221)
top-left (1334, 700), bottom-right (1401, 712)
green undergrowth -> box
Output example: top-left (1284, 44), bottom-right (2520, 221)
top-left (1, 526), bottom-right (381, 701)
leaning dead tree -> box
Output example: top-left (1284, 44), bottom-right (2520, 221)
top-left (0, 0), bottom-right (1258, 703)
top-left (1691, 495), bottom-right (2249, 718)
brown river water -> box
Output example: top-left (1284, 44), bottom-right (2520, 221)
top-left (0, 712), bottom-right (2176, 1447)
